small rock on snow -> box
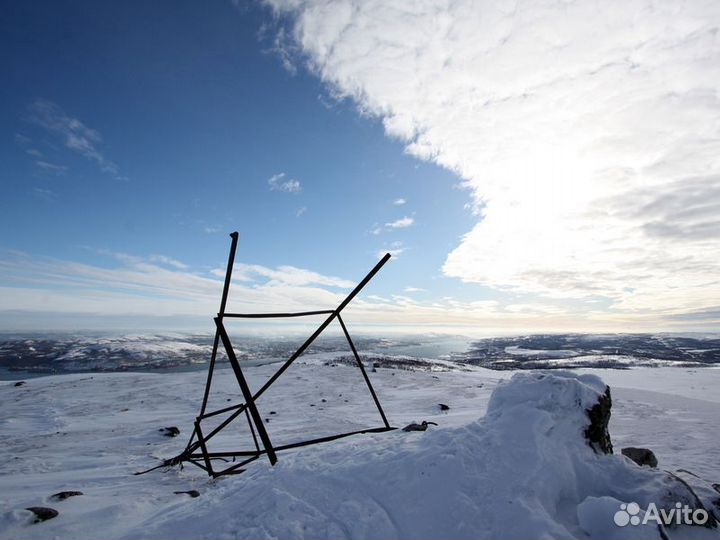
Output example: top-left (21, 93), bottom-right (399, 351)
top-left (26, 507), bottom-right (58, 523)
top-left (159, 426), bottom-right (180, 437)
top-left (173, 490), bottom-right (200, 498)
top-left (49, 491), bottom-right (83, 501)
top-left (621, 447), bottom-right (658, 468)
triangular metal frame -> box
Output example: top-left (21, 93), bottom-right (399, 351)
top-left (179, 232), bottom-right (394, 477)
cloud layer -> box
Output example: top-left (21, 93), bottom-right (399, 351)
top-left (265, 0), bottom-right (720, 322)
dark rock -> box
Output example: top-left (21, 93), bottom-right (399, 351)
top-left (622, 447), bottom-right (658, 468)
top-left (321, 398), bottom-right (327, 403)
top-left (26, 507), bottom-right (58, 523)
top-left (371, 367), bottom-right (377, 373)
top-left (14, 381), bottom-right (26, 387)
top-left (159, 426), bottom-right (180, 437)
top-left (439, 403), bottom-right (450, 411)
top-left (584, 386), bottom-right (613, 454)
top-left (402, 421), bottom-right (438, 432)
top-left (49, 491), bottom-right (83, 501)
top-left (174, 490), bottom-right (200, 498)
top-left (269, 411), bottom-right (276, 415)
top-left (373, 362), bottom-right (381, 368)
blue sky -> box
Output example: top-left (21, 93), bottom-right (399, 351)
top-left (1, 1), bottom-right (719, 333)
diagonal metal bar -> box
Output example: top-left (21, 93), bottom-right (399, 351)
top-left (337, 313), bottom-right (391, 429)
top-left (194, 420), bottom-right (215, 476)
top-left (245, 407), bottom-right (260, 453)
top-left (244, 252), bottom-right (392, 406)
top-left (216, 317), bottom-right (278, 465)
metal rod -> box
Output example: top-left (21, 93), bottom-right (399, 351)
top-left (223, 310), bottom-right (334, 319)
top-left (216, 317), bottom-right (278, 465)
top-left (194, 420), bottom-right (215, 476)
top-left (213, 455), bottom-right (261, 477)
top-left (198, 402), bottom-right (244, 420)
top-left (245, 407), bottom-right (260, 452)
top-left (337, 313), bottom-right (391, 429)
top-left (199, 231), bottom-right (239, 416)
top-left (246, 252), bottom-right (392, 407)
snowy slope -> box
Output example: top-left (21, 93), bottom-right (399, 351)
top-left (1, 362), bottom-right (719, 539)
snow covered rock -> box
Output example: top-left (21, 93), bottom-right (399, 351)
top-left (622, 447), bottom-right (658, 468)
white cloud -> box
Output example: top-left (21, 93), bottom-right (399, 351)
top-left (393, 197), bottom-right (406, 206)
top-left (296, 206), bottom-right (307, 217)
top-left (268, 172), bottom-right (302, 193)
top-left (28, 100), bottom-right (121, 177)
top-left (385, 216), bottom-right (414, 229)
top-left (377, 241), bottom-right (405, 259)
top-left (32, 187), bottom-right (56, 201)
top-left (234, 263), bottom-right (354, 288)
top-left (404, 286), bottom-right (425, 293)
top-left (35, 161), bottom-right (67, 174)
top-left (1, 250), bottom-right (713, 332)
top-left (148, 255), bottom-right (188, 270)
top-left (266, 0), bottom-right (720, 321)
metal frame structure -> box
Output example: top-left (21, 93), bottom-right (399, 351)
top-left (176, 232), bottom-right (395, 477)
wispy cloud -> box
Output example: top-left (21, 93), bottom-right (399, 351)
top-left (377, 241), bottom-right (405, 259)
top-left (385, 216), bottom-right (414, 229)
top-left (1, 250), bottom-right (714, 331)
top-left (32, 187), bottom-right (57, 201)
top-left (148, 255), bottom-right (188, 270)
top-left (404, 286), bottom-right (425, 293)
top-left (27, 99), bottom-right (121, 178)
top-left (268, 172), bottom-right (302, 193)
top-left (296, 206), bottom-right (307, 217)
top-left (268, 0), bottom-right (720, 320)
top-left (35, 161), bottom-right (67, 174)
top-left (393, 198), bottom-right (406, 206)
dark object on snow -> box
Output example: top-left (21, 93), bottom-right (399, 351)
top-left (584, 386), bottom-right (613, 454)
top-left (622, 447), bottom-right (658, 468)
top-left (403, 421), bottom-right (438, 432)
top-left (269, 411), bottom-right (276, 415)
top-left (14, 381), bottom-right (25, 387)
top-left (439, 403), bottom-right (450, 411)
top-left (49, 491), bottom-right (83, 501)
top-left (713, 483), bottom-right (720, 494)
top-left (174, 490), bottom-right (200, 498)
top-left (159, 426), bottom-right (180, 437)
top-left (26, 507), bottom-right (58, 523)
top-left (137, 232), bottom-right (396, 479)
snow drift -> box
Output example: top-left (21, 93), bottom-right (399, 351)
top-left (118, 371), bottom-right (717, 539)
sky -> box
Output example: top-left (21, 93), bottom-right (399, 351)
top-left (1, 0), bottom-right (719, 335)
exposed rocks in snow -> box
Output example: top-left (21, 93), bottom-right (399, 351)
top-left (173, 490), bottom-right (200, 498)
top-left (25, 507), bottom-right (58, 523)
top-left (158, 427), bottom-right (180, 437)
top-left (438, 403), bottom-right (450, 411)
top-left (584, 386), bottom-right (613, 454)
top-left (13, 381), bottom-right (26, 387)
top-left (622, 447), bottom-right (658, 468)
top-left (49, 491), bottom-right (83, 502)
top-left (402, 420), bottom-right (438, 432)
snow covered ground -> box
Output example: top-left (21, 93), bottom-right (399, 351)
top-left (0, 355), bottom-right (718, 539)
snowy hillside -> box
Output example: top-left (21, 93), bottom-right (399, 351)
top-left (1, 361), bottom-right (719, 539)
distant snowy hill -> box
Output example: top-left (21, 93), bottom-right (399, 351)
top-left (1, 360), bottom-right (719, 539)
top-left (1, 333), bottom-right (719, 376)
